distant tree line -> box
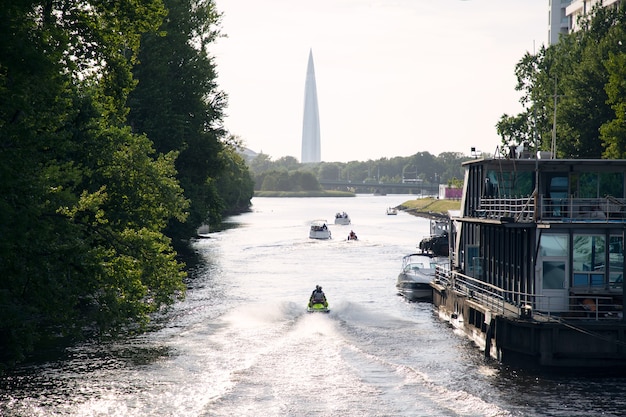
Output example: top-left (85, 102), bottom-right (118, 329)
top-left (246, 152), bottom-right (469, 192)
top-left (497, 3), bottom-right (626, 159)
top-left (0, 0), bottom-right (253, 369)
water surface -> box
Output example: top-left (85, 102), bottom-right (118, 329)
top-left (2, 195), bottom-right (626, 416)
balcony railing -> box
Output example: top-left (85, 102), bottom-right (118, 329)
top-left (473, 195), bottom-right (626, 223)
top-left (434, 266), bottom-right (623, 321)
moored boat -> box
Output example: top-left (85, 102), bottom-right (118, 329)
top-left (386, 207), bottom-right (398, 215)
top-left (433, 150), bottom-right (626, 374)
top-left (309, 220), bottom-right (331, 240)
top-left (396, 253), bottom-right (440, 301)
top-left (418, 219), bottom-right (449, 256)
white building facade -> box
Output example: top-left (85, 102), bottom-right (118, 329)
top-left (550, 0), bottom-right (621, 44)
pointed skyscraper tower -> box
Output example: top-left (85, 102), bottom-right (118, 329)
top-left (301, 49), bottom-right (321, 163)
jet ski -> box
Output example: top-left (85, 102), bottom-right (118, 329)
top-left (307, 302), bottom-right (330, 313)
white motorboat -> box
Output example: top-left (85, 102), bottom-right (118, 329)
top-left (309, 220), bottom-right (331, 239)
top-left (334, 211), bottom-right (351, 225)
top-left (386, 207), bottom-right (398, 215)
top-left (396, 253), bottom-right (439, 301)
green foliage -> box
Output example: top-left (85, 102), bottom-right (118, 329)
top-left (0, 0), bottom-right (253, 369)
top-left (247, 152), bottom-right (469, 191)
top-left (259, 170), bottom-right (321, 192)
top-left (127, 0), bottom-right (252, 241)
top-left (215, 138), bottom-right (255, 213)
top-left (500, 3), bottom-right (626, 159)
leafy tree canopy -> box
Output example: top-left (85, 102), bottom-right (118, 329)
top-left (498, 3), bottom-right (626, 159)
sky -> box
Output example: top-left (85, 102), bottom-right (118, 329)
top-left (211, 0), bottom-right (548, 163)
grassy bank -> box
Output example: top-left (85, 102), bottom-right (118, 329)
top-left (397, 197), bottom-right (461, 218)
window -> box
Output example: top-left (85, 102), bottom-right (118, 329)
top-left (609, 235), bottom-right (624, 287)
top-left (540, 234), bottom-right (568, 257)
top-left (572, 234), bottom-right (606, 288)
top-left (600, 172), bottom-right (624, 198)
top-left (543, 261), bottom-right (566, 289)
top-left (485, 170), bottom-right (534, 198)
top-left (573, 172), bottom-right (624, 198)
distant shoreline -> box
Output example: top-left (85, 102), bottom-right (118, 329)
top-left (254, 190), bottom-right (355, 197)
top-left (397, 198), bottom-right (460, 220)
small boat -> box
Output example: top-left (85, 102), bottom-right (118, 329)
top-left (396, 253), bottom-right (440, 301)
top-left (309, 220), bottom-right (331, 239)
top-left (307, 286), bottom-right (330, 312)
top-left (196, 224), bottom-right (210, 238)
top-left (386, 207), bottom-right (398, 215)
top-left (334, 211), bottom-right (351, 225)
top-left (418, 220), bottom-right (449, 256)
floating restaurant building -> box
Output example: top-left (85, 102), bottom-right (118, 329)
top-left (433, 149), bottom-right (626, 373)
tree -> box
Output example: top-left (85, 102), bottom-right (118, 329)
top-left (600, 14), bottom-right (626, 158)
top-left (501, 4), bottom-right (626, 158)
top-left (128, 0), bottom-right (229, 241)
top-left (215, 136), bottom-right (255, 213)
top-left (0, 0), bottom-right (193, 367)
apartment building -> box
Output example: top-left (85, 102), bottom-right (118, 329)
top-left (549, 0), bottom-right (621, 44)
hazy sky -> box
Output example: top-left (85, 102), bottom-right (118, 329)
top-left (212, 0), bottom-right (548, 163)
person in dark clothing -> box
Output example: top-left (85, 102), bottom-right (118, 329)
top-left (309, 285), bottom-right (328, 307)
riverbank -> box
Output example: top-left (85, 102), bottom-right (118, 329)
top-left (254, 190), bottom-right (355, 197)
top-left (397, 197), bottom-right (460, 219)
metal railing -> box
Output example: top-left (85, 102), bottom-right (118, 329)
top-left (433, 266), bottom-right (623, 321)
top-left (474, 196), bottom-right (626, 223)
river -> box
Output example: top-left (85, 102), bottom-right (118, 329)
top-left (2, 195), bottom-right (626, 416)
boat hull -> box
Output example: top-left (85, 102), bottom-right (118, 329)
top-left (307, 303), bottom-right (330, 313)
top-left (396, 278), bottom-right (433, 301)
top-left (309, 231), bottom-right (331, 239)
top-left (432, 280), bottom-right (626, 374)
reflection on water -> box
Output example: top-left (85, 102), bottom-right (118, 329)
top-left (2, 196), bottom-right (626, 416)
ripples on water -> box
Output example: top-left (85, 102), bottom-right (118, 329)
top-left (2, 196), bottom-right (626, 416)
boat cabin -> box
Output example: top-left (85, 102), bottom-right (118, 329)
top-left (449, 155), bottom-right (626, 318)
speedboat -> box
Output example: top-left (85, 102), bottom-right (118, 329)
top-left (396, 253), bottom-right (439, 301)
top-left (386, 207), bottom-right (398, 215)
top-left (309, 220), bottom-right (331, 239)
top-left (334, 211), bottom-right (351, 225)
top-left (307, 302), bottom-right (330, 313)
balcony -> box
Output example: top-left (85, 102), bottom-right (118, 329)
top-left (472, 196), bottom-right (626, 223)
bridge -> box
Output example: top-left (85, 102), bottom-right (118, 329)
top-left (318, 180), bottom-right (439, 195)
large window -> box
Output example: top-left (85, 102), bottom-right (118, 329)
top-left (572, 234), bottom-right (605, 288)
top-left (573, 172), bottom-right (624, 198)
top-left (485, 170), bottom-right (534, 198)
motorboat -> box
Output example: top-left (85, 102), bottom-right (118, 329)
top-left (396, 253), bottom-right (439, 301)
top-left (334, 211), bottom-right (351, 225)
top-left (309, 220), bottom-right (331, 239)
top-left (386, 207), bottom-right (398, 215)
top-left (196, 224), bottom-right (210, 238)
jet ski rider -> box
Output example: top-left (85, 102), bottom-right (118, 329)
top-left (309, 285), bottom-right (328, 308)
